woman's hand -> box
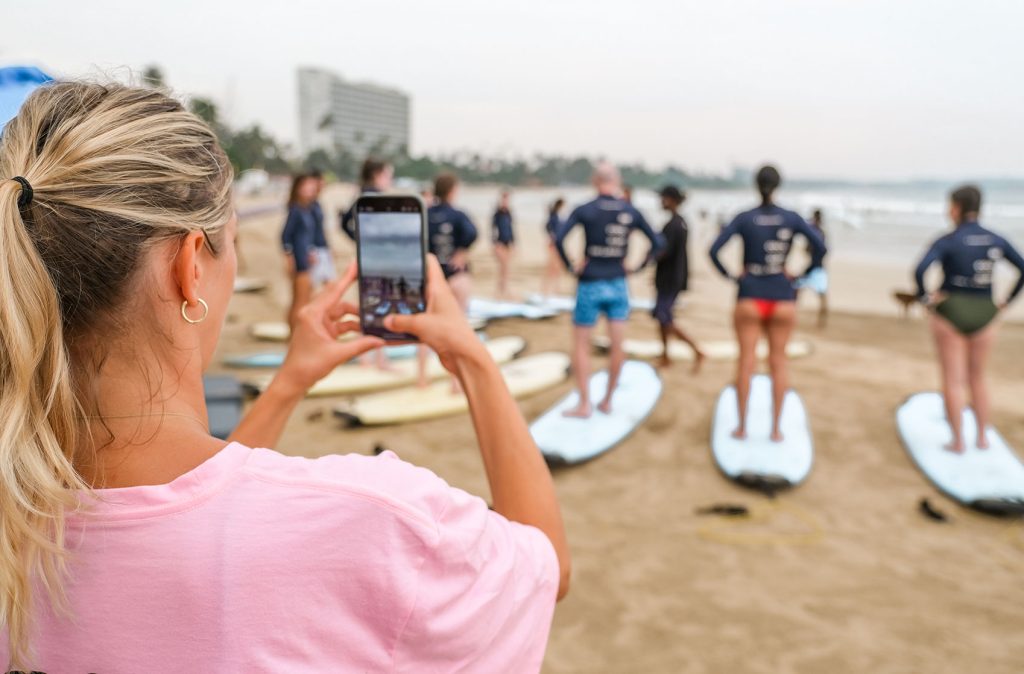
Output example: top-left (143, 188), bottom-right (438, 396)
top-left (384, 255), bottom-right (488, 375)
top-left (277, 263), bottom-right (384, 392)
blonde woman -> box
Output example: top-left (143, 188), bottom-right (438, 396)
top-left (0, 82), bottom-right (568, 671)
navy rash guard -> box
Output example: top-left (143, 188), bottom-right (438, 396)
top-left (281, 205), bottom-right (317, 272)
top-left (545, 212), bottom-right (561, 239)
top-left (339, 187), bottom-right (380, 241)
top-left (311, 200), bottom-right (328, 248)
top-left (554, 194), bottom-right (664, 281)
top-left (428, 202), bottom-right (478, 277)
top-left (493, 207), bottom-right (514, 245)
top-left (709, 205), bottom-right (827, 301)
top-left (914, 221), bottom-right (1024, 303)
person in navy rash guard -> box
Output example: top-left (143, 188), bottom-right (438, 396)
top-left (307, 169), bottom-right (336, 286)
top-left (280, 173), bottom-right (321, 331)
top-left (541, 197), bottom-right (566, 297)
top-left (492, 189), bottom-right (515, 298)
top-left (340, 158), bottom-right (394, 241)
top-left (708, 165), bottom-right (826, 443)
top-left (418, 172), bottom-right (478, 388)
top-left (913, 184), bottom-right (1024, 453)
top-left (554, 162), bottom-right (663, 418)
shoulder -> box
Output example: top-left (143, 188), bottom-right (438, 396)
top-left (242, 447), bottom-right (461, 536)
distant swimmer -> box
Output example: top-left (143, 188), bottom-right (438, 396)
top-left (795, 208), bottom-right (829, 328)
top-left (340, 157), bottom-right (394, 241)
top-left (492, 189), bottom-right (515, 299)
top-left (281, 173), bottom-right (321, 330)
top-left (913, 184), bottom-right (1024, 453)
top-left (555, 162), bottom-right (663, 417)
top-left (541, 197), bottom-right (566, 297)
top-left (420, 172), bottom-right (478, 388)
top-left (651, 185), bottom-right (705, 371)
top-left (709, 165), bottom-right (827, 442)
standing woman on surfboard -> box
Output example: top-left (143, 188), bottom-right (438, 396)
top-left (0, 82), bottom-right (568, 671)
top-left (281, 173), bottom-right (320, 330)
top-left (709, 165), bottom-right (827, 442)
top-left (914, 185), bottom-right (1024, 453)
top-left (541, 197), bottom-right (566, 297)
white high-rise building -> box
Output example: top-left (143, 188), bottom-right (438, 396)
top-left (298, 67), bottom-right (411, 160)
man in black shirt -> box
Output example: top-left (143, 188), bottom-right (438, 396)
top-left (652, 185), bottom-right (705, 371)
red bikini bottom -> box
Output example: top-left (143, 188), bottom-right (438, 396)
top-left (753, 299), bottom-right (779, 320)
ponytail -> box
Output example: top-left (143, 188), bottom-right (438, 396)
top-left (0, 178), bottom-right (85, 668)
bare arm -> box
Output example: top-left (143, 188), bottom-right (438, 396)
top-left (229, 264), bottom-right (383, 448)
top-left (386, 256), bottom-right (570, 600)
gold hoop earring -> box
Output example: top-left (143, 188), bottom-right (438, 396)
top-left (181, 298), bottom-right (209, 324)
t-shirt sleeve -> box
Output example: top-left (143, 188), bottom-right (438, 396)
top-left (392, 476), bottom-right (559, 673)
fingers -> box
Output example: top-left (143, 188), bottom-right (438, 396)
top-left (326, 319), bottom-right (362, 339)
top-left (384, 313), bottom-right (419, 335)
top-left (334, 335), bottom-right (385, 360)
top-left (425, 254), bottom-right (444, 283)
top-left (310, 262), bottom-right (358, 312)
top-left (326, 299), bottom-right (360, 322)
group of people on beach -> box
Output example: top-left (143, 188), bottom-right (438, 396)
top-left (2, 80), bottom-right (1023, 670)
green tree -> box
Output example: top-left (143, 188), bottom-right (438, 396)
top-left (141, 65), bottom-right (165, 89)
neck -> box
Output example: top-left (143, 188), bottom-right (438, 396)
top-left (76, 339), bottom-right (223, 488)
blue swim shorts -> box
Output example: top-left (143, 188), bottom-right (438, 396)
top-left (574, 277), bottom-right (630, 327)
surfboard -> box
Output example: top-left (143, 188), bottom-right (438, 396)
top-left (332, 352), bottom-right (570, 426)
top-left (233, 277), bottom-right (268, 293)
top-left (711, 374), bottom-right (813, 493)
top-left (246, 335), bottom-right (526, 397)
top-left (249, 317), bottom-right (487, 343)
top-left (592, 336), bottom-right (812, 361)
top-left (224, 343), bottom-right (423, 368)
top-left (897, 392), bottom-right (1024, 516)
top-left (204, 375), bottom-right (244, 440)
top-left (530, 360), bottom-right (662, 465)
top-left (468, 298), bottom-right (558, 321)
top-left (525, 293), bottom-right (657, 314)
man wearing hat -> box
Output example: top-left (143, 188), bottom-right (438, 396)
top-left (653, 185), bottom-right (705, 371)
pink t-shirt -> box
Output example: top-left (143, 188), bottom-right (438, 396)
top-left (2, 443), bottom-right (559, 672)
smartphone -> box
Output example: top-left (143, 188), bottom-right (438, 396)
top-left (355, 194), bottom-right (428, 341)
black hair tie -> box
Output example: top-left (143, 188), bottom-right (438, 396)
top-left (11, 176), bottom-right (33, 209)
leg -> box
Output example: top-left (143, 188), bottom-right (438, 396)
top-left (598, 320), bottom-right (626, 414)
top-left (818, 292), bottom-right (828, 329)
top-left (657, 322), bottom-right (672, 369)
top-left (446, 272), bottom-right (472, 393)
top-left (765, 302), bottom-right (797, 442)
top-left (967, 322), bottom-right (997, 449)
top-left (416, 345), bottom-right (430, 388)
top-left (564, 325), bottom-right (594, 418)
top-left (669, 321), bottom-right (706, 374)
top-left (930, 313), bottom-right (969, 452)
top-left (732, 300), bottom-right (762, 439)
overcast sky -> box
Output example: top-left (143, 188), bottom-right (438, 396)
top-left (5, 0), bottom-right (1022, 180)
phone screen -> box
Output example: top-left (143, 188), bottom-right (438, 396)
top-left (356, 195), bottom-right (427, 341)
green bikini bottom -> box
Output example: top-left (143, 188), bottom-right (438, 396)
top-left (934, 293), bottom-right (999, 336)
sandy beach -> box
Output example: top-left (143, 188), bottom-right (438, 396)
top-left (218, 184), bottom-right (1024, 673)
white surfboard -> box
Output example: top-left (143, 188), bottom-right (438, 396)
top-left (247, 335), bottom-right (526, 397)
top-left (224, 343), bottom-right (422, 368)
top-left (233, 277), bottom-right (268, 293)
top-left (525, 293), bottom-right (657, 314)
top-left (468, 298), bottom-right (558, 321)
top-left (249, 317), bottom-right (487, 343)
top-left (711, 374), bottom-right (813, 492)
top-left (530, 360), bottom-right (662, 465)
top-left (592, 336), bottom-right (812, 362)
top-left (897, 392), bottom-right (1024, 516)
top-left (332, 352), bottom-right (570, 426)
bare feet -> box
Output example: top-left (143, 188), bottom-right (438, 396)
top-left (943, 441), bottom-right (964, 454)
top-left (770, 429), bottom-right (784, 443)
top-left (731, 427), bottom-right (747, 440)
top-left (597, 398), bottom-right (613, 415)
top-left (692, 351), bottom-right (706, 375)
top-left (563, 402), bottom-right (592, 419)
top-left (976, 435), bottom-right (989, 450)
top-left (657, 355), bottom-right (671, 369)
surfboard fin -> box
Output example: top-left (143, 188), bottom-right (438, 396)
top-left (919, 498), bottom-right (949, 522)
top-left (696, 504), bottom-right (750, 517)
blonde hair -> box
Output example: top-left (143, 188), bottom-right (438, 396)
top-left (0, 81), bottom-right (233, 666)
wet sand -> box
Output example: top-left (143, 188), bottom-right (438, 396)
top-left (219, 185), bottom-right (1024, 673)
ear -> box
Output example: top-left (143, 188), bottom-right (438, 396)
top-left (174, 231), bottom-right (207, 305)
